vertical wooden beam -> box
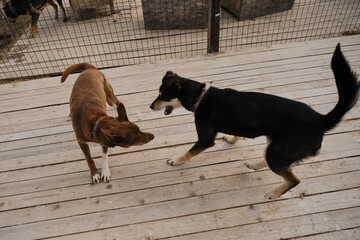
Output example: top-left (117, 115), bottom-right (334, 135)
top-left (207, 0), bottom-right (221, 53)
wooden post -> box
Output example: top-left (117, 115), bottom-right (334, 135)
top-left (207, 0), bottom-right (221, 53)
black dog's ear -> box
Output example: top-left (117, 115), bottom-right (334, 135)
top-left (116, 103), bottom-right (128, 122)
top-left (169, 80), bottom-right (182, 96)
top-left (162, 71), bottom-right (177, 83)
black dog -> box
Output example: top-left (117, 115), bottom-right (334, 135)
top-left (3, 0), bottom-right (67, 38)
top-left (150, 44), bottom-right (359, 199)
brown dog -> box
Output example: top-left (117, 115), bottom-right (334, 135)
top-left (61, 63), bottom-right (154, 183)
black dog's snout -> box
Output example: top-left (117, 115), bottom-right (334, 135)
top-left (150, 104), bottom-right (154, 110)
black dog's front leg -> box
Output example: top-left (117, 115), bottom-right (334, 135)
top-left (167, 124), bottom-right (216, 166)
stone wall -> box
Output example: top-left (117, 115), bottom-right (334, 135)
top-left (141, 0), bottom-right (208, 30)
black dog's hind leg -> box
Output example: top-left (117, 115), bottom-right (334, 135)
top-left (109, 0), bottom-right (115, 14)
top-left (29, 4), bottom-right (40, 38)
top-left (46, 0), bottom-right (59, 19)
top-left (54, 0), bottom-right (68, 21)
top-left (265, 168), bottom-right (300, 199)
top-left (167, 124), bottom-right (216, 166)
top-left (264, 141), bottom-right (300, 199)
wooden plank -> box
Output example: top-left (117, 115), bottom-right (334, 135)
top-left (166, 208), bottom-right (360, 240)
top-left (1, 184), bottom-right (358, 239)
top-left (293, 228), bottom-right (360, 240)
top-left (0, 134), bottom-right (358, 211)
top-left (1, 163), bottom-right (358, 229)
top-left (46, 192), bottom-right (360, 240)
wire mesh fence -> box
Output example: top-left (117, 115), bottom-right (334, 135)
top-left (0, 0), bottom-right (359, 81)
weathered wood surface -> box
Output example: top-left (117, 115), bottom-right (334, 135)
top-left (0, 36), bottom-right (359, 239)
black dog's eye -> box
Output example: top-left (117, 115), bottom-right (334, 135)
top-left (159, 93), bottom-right (170, 101)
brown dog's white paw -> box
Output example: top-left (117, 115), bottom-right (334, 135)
top-left (92, 173), bottom-right (101, 184)
top-left (101, 168), bottom-right (111, 182)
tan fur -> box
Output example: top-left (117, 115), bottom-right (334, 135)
top-left (265, 169), bottom-right (300, 199)
top-left (61, 63), bottom-right (154, 183)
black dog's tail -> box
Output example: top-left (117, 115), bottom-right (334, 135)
top-left (61, 63), bottom-right (97, 83)
top-left (322, 44), bottom-right (359, 132)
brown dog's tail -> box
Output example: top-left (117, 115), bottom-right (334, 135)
top-left (61, 63), bottom-right (97, 83)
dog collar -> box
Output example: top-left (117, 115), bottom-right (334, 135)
top-left (92, 116), bottom-right (105, 141)
top-left (190, 86), bottom-right (207, 113)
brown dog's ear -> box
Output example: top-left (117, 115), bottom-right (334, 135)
top-left (162, 71), bottom-right (177, 83)
top-left (100, 129), bottom-right (117, 147)
top-left (116, 103), bottom-right (128, 122)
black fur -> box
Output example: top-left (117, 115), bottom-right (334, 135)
top-left (3, 0), bottom-right (67, 37)
top-left (150, 44), bottom-right (359, 198)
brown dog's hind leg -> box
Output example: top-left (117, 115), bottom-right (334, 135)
top-left (265, 168), bottom-right (300, 199)
top-left (78, 142), bottom-right (100, 183)
top-left (103, 78), bottom-right (121, 107)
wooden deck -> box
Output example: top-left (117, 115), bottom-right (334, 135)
top-left (0, 36), bottom-right (359, 239)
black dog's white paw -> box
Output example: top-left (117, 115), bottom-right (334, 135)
top-left (265, 191), bottom-right (280, 200)
top-left (167, 157), bottom-right (184, 166)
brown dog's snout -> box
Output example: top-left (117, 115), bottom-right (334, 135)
top-left (144, 132), bottom-right (154, 142)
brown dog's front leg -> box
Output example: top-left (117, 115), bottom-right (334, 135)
top-left (78, 142), bottom-right (100, 183)
top-left (101, 146), bottom-right (111, 182)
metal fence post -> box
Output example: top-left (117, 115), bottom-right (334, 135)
top-left (207, 0), bottom-right (221, 53)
